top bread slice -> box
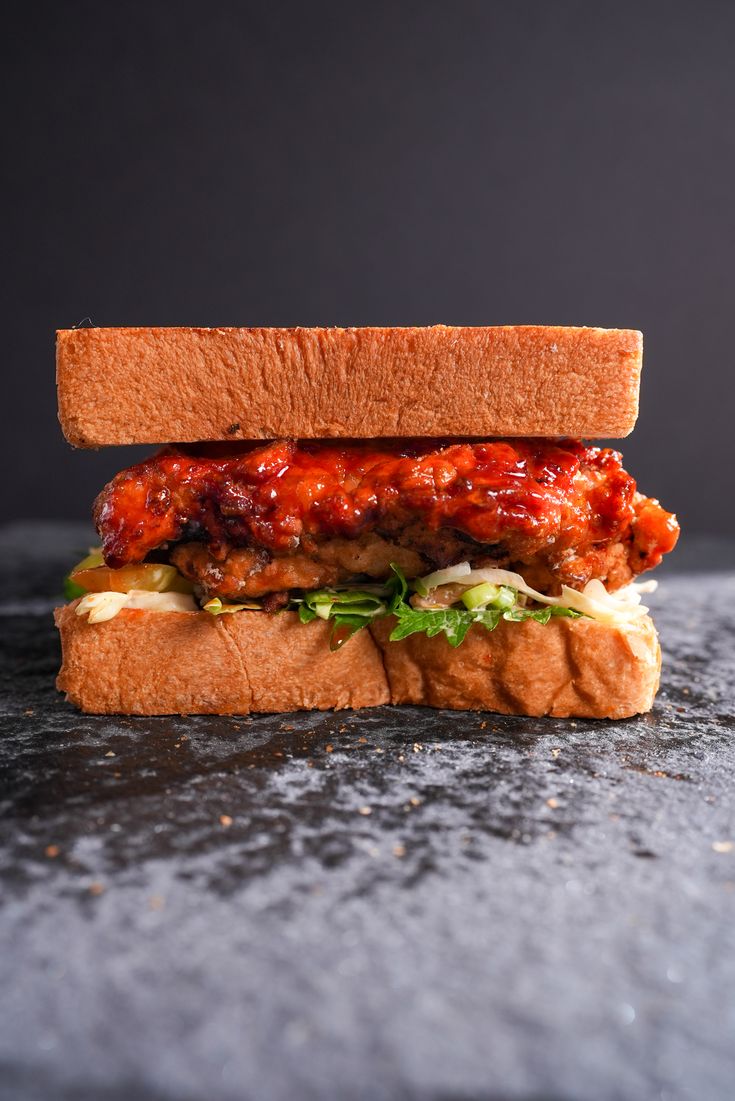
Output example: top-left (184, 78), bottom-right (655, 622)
top-left (56, 325), bottom-right (642, 447)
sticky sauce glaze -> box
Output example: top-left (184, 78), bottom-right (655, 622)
top-left (94, 438), bottom-right (679, 573)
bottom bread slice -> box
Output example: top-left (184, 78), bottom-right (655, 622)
top-left (55, 604), bottom-right (661, 719)
top-left (54, 604), bottom-right (389, 715)
top-left (369, 614), bottom-right (661, 719)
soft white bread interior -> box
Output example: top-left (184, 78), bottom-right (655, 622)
top-left (56, 325), bottom-right (642, 446)
top-left (55, 605), bottom-right (660, 720)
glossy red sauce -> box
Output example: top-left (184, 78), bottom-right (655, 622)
top-left (94, 438), bottom-right (679, 572)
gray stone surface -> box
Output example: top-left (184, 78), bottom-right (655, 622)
top-left (1, 523), bottom-right (734, 1101)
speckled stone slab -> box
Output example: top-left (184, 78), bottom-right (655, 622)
top-left (1, 524), bottom-right (734, 1101)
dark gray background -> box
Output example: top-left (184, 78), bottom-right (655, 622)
top-left (4, 1), bottom-right (733, 537)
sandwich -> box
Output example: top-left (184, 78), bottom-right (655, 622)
top-left (54, 325), bottom-right (679, 719)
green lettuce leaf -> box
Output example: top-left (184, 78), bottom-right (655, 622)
top-left (389, 604), bottom-right (502, 647)
top-left (390, 607), bottom-right (475, 647)
top-left (388, 578), bottom-right (581, 646)
top-left (298, 586), bottom-right (390, 649)
top-left (387, 563), bottom-right (409, 608)
top-left (297, 564), bottom-right (583, 649)
top-left (63, 577), bottom-right (88, 601)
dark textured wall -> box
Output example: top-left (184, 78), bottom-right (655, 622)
top-left (4, 2), bottom-right (733, 534)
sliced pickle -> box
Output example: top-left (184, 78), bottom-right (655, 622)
top-left (73, 548), bottom-right (104, 572)
top-left (69, 563), bottom-right (193, 595)
top-left (203, 597), bottom-right (260, 614)
top-left (63, 548), bottom-right (105, 599)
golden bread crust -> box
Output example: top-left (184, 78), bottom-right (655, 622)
top-left (56, 325), bottom-right (642, 446)
top-left (369, 614), bottom-right (660, 720)
top-left (54, 605), bottom-right (389, 715)
top-left (55, 604), bottom-right (660, 719)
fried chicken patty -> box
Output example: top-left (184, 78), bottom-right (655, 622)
top-left (94, 438), bottom-right (679, 600)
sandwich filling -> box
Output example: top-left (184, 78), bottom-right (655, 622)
top-left (92, 438), bottom-right (678, 603)
top-left (67, 437), bottom-right (678, 645)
